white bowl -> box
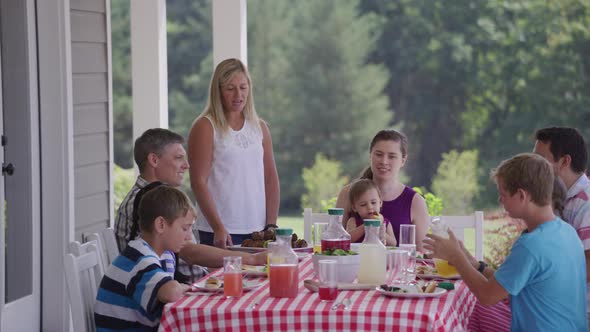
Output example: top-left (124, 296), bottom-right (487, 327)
top-left (312, 254), bottom-right (360, 283)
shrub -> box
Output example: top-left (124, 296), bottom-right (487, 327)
top-left (413, 187), bottom-right (444, 216)
top-left (114, 164), bottom-right (136, 212)
top-left (431, 150), bottom-right (480, 215)
top-left (301, 153), bottom-right (349, 212)
top-left (483, 210), bottom-right (526, 269)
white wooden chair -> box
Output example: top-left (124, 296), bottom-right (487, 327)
top-left (101, 227), bottom-right (120, 264)
top-left (70, 240), bottom-right (106, 275)
top-left (64, 242), bottom-right (103, 332)
top-left (303, 208), bottom-right (331, 243)
top-left (86, 228), bottom-right (119, 269)
top-left (435, 211), bottom-right (484, 260)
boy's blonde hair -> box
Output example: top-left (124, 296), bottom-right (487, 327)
top-left (349, 179), bottom-right (382, 206)
top-left (138, 185), bottom-right (196, 233)
top-left (491, 153), bottom-right (554, 206)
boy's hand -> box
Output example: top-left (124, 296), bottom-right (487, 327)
top-left (423, 229), bottom-right (462, 264)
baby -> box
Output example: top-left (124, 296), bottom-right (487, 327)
top-left (345, 179), bottom-right (396, 246)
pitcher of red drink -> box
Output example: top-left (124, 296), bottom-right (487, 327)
top-left (321, 208), bottom-right (351, 252)
top-left (269, 228), bottom-right (299, 298)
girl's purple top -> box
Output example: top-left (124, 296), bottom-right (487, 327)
top-left (352, 213), bottom-right (391, 243)
top-left (381, 186), bottom-right (416, 241)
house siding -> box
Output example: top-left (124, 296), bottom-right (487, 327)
top-left (70, 0), bottom-right (112, 241)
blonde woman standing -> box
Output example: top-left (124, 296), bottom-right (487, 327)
top-left (188, 59), bottom-right (280, 248)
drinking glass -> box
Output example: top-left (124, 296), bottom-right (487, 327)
top-left (430, 218), bottom-right (459, 277)
top-left (313, 223), bottom-right (328, 253)
top-left (399, 224), bottom-right (416, 284)
top-left (386, 249), bottom-right (408, 284)
top-left (318, 260), bottom-right (338, 301)
top-left (223, 256), bottom-right (243, 298)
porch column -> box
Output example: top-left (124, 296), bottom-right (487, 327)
top-left (212, 0), bottom-right (248, 67)
top-left (130, 0), bottom-right (168, 141)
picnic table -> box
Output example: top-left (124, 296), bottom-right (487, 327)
top-left (159, 256), bottom-right (476, 331)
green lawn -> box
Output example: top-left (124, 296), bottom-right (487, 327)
top-left (277, 216), bottom-right (305, 237)
top-left (278, 215), bottom-right (505, 259)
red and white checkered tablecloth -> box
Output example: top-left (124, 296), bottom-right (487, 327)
top-left (159, 257), bottom-right (476, 332)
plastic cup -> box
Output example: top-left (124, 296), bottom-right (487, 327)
top-left (318, 260), bottom-right (338, 301)
top-left (430, 220), bottom-right (459, 277)
top-left (313, 223), bottom-right (328, 253)
top-left (223, 256), bottom-right (242, 298)
top-left (386, 249), bottom-right (408, 284)
top-left (399, 224), bottom-right (416, 283)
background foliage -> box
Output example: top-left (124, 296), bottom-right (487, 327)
top-left (301, 154), bottom-right (349, 213)
top-left (431, 150), bottom-right (480, 215)
top-left (112, 0), bottom-right (590, 215)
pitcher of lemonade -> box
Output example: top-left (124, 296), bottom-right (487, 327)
top-left (269, 228), bottom-right (299, 298)
top-left (431, 217), bottom-right (459, 277)
top-left (357, 219), bottom-right (386, 284)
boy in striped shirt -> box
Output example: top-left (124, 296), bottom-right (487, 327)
top-left (94, 185), bottom-right (193, 331)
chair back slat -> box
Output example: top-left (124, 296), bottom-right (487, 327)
top-left (65, 242), bottom-right (103, 332)
top-left (434, 211), bottom-right (484, 260)
top-left (102, 227), bottom-right (120, 264)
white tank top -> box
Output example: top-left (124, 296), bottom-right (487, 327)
top-left (196, 116), bottom-right (266, 234)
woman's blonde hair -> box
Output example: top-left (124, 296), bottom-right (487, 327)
top-left (198, 58), bottom-right (260, 134)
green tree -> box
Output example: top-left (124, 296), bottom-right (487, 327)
top-left (301, 154), bottom-right (349, 213)
top-left (249, 0), bottom-right (392, 211)
top-left (111, 0), bottom-right (133, 168)
top-left (167, 0), bottom-right (213, 139)
top-left (431, 150), bottom-right (480, 215)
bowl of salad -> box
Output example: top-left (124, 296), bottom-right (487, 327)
top-left (312, 249), bottom-right (360, 283)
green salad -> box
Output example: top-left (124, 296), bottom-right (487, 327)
top-left (315, 248), bottom-right (358, 256)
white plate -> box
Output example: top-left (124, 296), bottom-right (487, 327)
top-left (241, 265), bottom-right (267, 277)
top-left (192, 278), bottom-right (264, 292)
top-left (227, 245), bottom-right (266, 253)
top-left (375, 286), bottom-right (447, 298)
top-left (228, 245), bottom-right (312, 253)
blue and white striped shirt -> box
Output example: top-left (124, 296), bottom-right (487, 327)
top-left (94, 238), bottom-right (175, 331)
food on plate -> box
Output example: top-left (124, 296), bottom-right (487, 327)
top-left (416, 265), bottom-right (437, 275)
top-left (379, 285), bottom-right (408, 293)
top-left (241, 224), bottom-right (308, 248)
top-left (415, 281), bottom-right (438, 293)
top-left (205, 277), bottom-right (221, 289)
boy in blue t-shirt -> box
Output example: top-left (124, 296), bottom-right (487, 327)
top-left (424, 153), bottom-right (587, 331)
top-left (94, 185), bottom-right (194, 331)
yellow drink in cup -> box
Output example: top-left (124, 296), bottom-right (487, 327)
top-left (430, 217), bottom-right (459, 278)
top-left (433, 258), bottom-right (459, 277)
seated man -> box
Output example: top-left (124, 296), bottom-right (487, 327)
top-left (534, 126), bottom-right (590, 323)
top-left (425, 153), bottom-right (587, 331)
top-left (114, 128), bottom-right (265, 281)
top-left (95, 186), bottom-right (193, 330)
